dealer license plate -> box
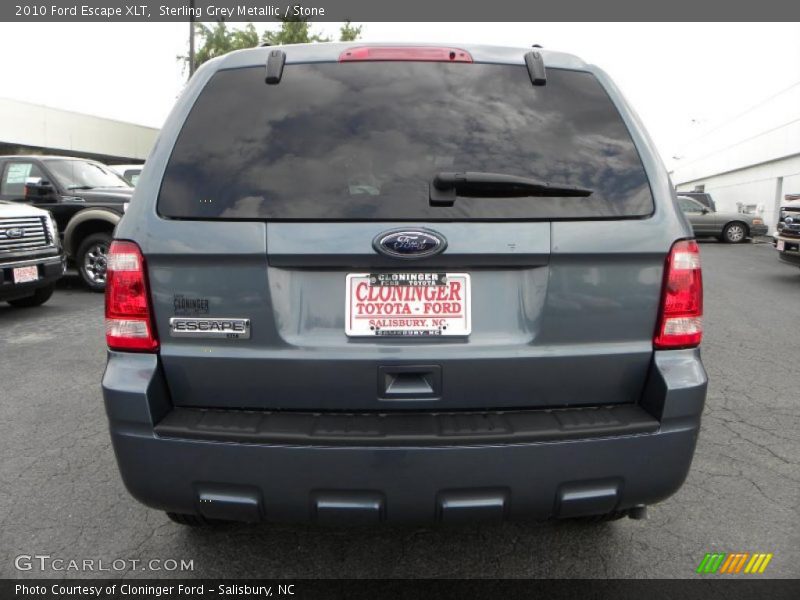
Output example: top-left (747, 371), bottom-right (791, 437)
top-left (345, 272), bottom-right (471, 337)
top-left (13, 265), bottom-right (38, 284)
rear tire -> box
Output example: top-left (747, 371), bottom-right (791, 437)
top-left (76, 232), bottom-right (111, 291)
top-left (722, 222), bottom-right (748, 244)
top-left (166, 512), bottom-right (215, 527)
top-left (579, 511), bottom-right (629, 523)
top-left (563, 510), bottom-right (629, 524)
top-left (7, 283), bottom-right (56, 307)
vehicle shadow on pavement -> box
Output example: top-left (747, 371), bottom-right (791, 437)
top-left (56, 272), bottom-right (96, 292)
top-left (171, 518), bottom-right (630, 578)
top-left (1, 274), bottom-right (91, 315)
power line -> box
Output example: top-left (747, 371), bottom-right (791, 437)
top-left (673, 117), bottom-right (800, 170)
top-left (677, 79), bottom-right (800, 150)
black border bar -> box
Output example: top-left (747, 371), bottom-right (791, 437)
top-left (4, 0), bottom-right (800, 22)
top-left (3, 579), bottom-right (800, 600)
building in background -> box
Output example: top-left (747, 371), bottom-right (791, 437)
top-left (670, 83), bottom-right (800, 233)
top-left (0, 98), bottom-right (157, 165)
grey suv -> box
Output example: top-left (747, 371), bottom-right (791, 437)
top-left (102, 43), bottom-right (707, 526)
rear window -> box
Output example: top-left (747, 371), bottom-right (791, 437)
top-left (159, 62), bottom-right (653, 220)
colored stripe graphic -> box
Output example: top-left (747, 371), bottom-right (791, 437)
top-left (744, 553), bottom-right (774, 574)
top-left (734, 553), bottom-right (750, 573)
top-left (698, 552), bottom-right (773, 574)
top-left (759, 554), bottom-right (774, 573)
top-left (719, 554), bottom-right (736, 573)
top-left (719, 553), bottom-right (749, 573)
top-left (697, 553), bottom-right (727, 573)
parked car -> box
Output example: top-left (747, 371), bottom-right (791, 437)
top-left (676, 195), bottom-right (767, 243)
top-left (0, 200), bottom-right (65, 306)
top-left (109, 164), bottom-right (144, 186)
top-left (676, 190), bottom-right (716, 211)
top-left (774, 200), bottom-right (800, 268)
top-left (102, 43), bottom-right (707, 526)
top-left (0, 155), bottom-right (133, 290)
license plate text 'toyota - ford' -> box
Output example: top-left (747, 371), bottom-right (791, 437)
top-left (345, 273), bottom-right (471, 337)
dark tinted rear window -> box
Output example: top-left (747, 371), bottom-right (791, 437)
top-left (159, 62), bottom-right (653, 220)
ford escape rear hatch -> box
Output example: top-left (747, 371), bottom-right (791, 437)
top-left (151, 55), bottom-right (660, 411)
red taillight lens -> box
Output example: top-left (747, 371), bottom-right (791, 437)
top-left (105, 240), bottom-right (158, 352)
top-left (339, 46), bottom-right (473, 63)
top-left (654, 239), bottom-right (703, 349)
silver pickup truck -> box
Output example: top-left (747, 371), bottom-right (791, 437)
top-left (0, 200), bottom-right (65, 307)
top-left (775, 200), bottom-right (800, 267)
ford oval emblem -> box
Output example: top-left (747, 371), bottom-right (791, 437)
top-left (373, 228), bottom-right (447, 259)
top-left (4, 227), bottom-right (25, 239)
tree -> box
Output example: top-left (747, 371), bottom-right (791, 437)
top-left (339, 21), bottom-right (363, 42)
top-left (180, 19), bottom-right (363, 73)
top-left (188, 22), bottom-right (260, 68)
top-left (260, 19), bottom-right (330, 45)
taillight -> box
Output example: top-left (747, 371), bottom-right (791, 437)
top-left (339, 46), bottom-right (473, 63)
top-left (105, 240), bottom-right (158, 352)
top-left (654, 239), bottom-right (703, 349)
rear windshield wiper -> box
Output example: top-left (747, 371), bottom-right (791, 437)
top-left (67, 185), bottom-right (95, 190)
top-left (430, 171), bottom-right (593, 207)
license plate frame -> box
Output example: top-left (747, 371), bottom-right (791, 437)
top-left (12, 265), bottom-right (39, 284)
top-left (345, 272), bottom-right (471, 337)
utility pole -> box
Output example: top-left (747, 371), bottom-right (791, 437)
top-left (188, 0), bottom-right (196, 78)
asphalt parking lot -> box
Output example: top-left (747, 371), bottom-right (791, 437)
top-left (1, 241), bottom-right (798, 579)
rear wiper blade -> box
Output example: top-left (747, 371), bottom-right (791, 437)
top-left (430, 171), bottom-right (593, 207)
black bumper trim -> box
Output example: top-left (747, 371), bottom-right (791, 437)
top-left (0, 252), bottom-right (64, 299)
top-left (154, 404), bottom-right (659, 447)
top-left (778, 251), bottom-right (800, 266)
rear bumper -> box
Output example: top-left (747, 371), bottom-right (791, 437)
top-left (102, 349), bottom-right (707, 524)
top-left (0, 252), bottom-right (65, 301)
top-left (750, 224), bottom-right (769, 237)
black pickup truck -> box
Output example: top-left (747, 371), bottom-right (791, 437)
top-left (0, 155), bottom-right (133, 290)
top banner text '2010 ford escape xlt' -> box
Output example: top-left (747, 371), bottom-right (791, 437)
top-left (102, 43), bottom-right (707, 526)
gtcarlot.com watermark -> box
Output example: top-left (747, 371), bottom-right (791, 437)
top-left (14, 553), bottom-right (194, 573)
